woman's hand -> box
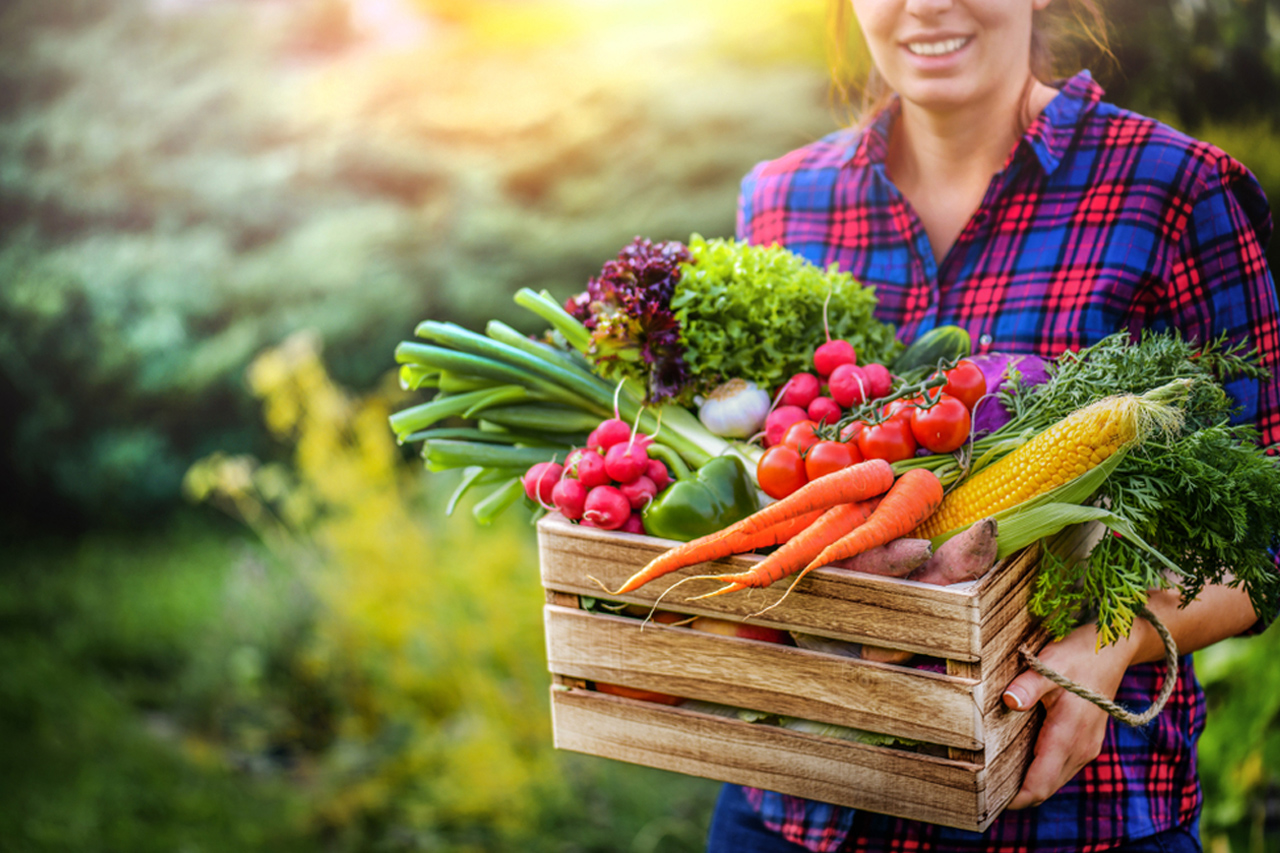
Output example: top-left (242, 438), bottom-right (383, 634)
top-left (1000, 621), bottom-right (1142, 809)
top-left (1002, 583), bottom-right (1259, 810)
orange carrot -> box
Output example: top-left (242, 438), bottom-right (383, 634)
top-left (799, 469), bottom-right (944, 581)
top-left (607, 509), bottom-right (826, 595)
top-left (697, 498), bottom-right (881, 596)
top-left (709, 458), bottom-right (894, 545)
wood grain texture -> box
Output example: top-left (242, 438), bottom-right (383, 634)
top-left (537, 513), bottom-right (1056, 831)
top-left (538, 512), bottom-right (982, 660)
top-left (545, 604), bottom-right (985, 750)
top-left (551, 686), bottom-right (993, 832)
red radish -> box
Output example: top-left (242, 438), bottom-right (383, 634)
top-left (563, 448), bottom-right (588, 478)
top-left (645, 459), bottom-right (671, 492)
top-left (814, 339), bottom-right (857, 376)
top-left (588, 418), bottom-right (633, 450)
top-left (778, 373), bottom-right (821, 409)
top-left (861, 362), bottom-right (893, 399)
top-left (828, 363), bottom-right (870, 407)
top-left (619, 475), bottom-right (658, 510)
top-left (620, 513), bottom-right (646, 534)
top-left (604, 441), bottom-right (649, 484)
top-left (522, 461), bottom-right (563, 505)
top-left (551, 477), bottom-right (588, 519)
top-left (807, 396), bottom-right (843, 426)
top-left (583, 485), bottom-right (631, 530)
top-left (764, 405), bottom-right (809, 447)
top-left (576, 450), bottom-right (611, 488)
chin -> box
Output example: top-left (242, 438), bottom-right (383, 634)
top-left (897, 78), bottom-right (985, 112)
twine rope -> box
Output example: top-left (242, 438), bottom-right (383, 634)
top-left (1017, 605), bottom-right (1179, 727)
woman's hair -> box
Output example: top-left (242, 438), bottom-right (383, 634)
top-left (826, 0), bottom-right (1112, 124)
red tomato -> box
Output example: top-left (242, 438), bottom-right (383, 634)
top-left (878, 397), bottom-right (917, 425)
top-left (756, 445), bottom-right (809, 499)
top-left (804, 440), bottom-right (858, 481)
top-left (781, 420), bottom-right (821, 455)
top-left (938, 359), bottom-right (987, 411)
top-left (595, 682), bottom-right (683, 705)
top-left (856, 419), bottom-right (918, 463)
top-left (910, 393), bottom-right (972, 453)
top-left (839, 419), bottom-right (866, 444)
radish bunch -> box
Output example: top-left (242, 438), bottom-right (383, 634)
top-left (522, 418), bottom-right (672, 533)
top-left (763, 339), bottom-right (894, 446)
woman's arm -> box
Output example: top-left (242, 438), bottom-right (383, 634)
top-left (1002, 583), bottom-right (1261, 809)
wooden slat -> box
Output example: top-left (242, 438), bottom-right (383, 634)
top-left (545, 604), bottom-right (984, 750)
top-left (976, 707), bottom-right (1042, 830)
top-left (537, 512), bottom-right (983, 661)
top-left (552, 687), bottom-right (989, 833)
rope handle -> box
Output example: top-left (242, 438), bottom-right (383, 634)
top-left (1016, 604), bottom-right (1179, 727)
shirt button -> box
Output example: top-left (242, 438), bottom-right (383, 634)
top-left (979, 333), bottom-right (993, 352)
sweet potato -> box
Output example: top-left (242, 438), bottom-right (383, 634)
top-left (909, 517), bottom-right (999, 586)
top-left (830, 537), bottom-right (932, 577)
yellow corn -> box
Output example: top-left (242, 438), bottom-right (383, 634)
top-left (914, 395), bottom-right (1147, 539)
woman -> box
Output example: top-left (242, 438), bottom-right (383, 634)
top-left (708, 0), bottom-right (1280, 850)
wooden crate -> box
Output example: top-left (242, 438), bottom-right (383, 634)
top-left (537, 512), bottom-right (1050, 833)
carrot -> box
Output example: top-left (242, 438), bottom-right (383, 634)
top-left (708, 458), bottom-right (894, 545)
top-left (694, 498), bottom-right (881, 597)
top-left (799, 469), bottom-right (944, 582)
top-left (605, 509), bottom-right (826, 595)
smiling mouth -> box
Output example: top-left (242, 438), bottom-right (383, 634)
top-left (905, 37), bottom-right (970, 57)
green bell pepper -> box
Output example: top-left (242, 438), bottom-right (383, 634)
top-left (642, 454), bottom-right (760, 542)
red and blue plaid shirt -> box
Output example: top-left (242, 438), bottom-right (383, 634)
top-left (735, 71), bottom-right (1280, 852)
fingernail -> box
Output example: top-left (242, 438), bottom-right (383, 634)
top-left (1003, 689), bottom-right (1025, 711)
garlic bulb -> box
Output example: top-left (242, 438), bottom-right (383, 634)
top-left (697, 378), bottom-right (772, 438)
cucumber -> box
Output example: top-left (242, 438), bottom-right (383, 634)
top-left (891, 325), bottom-right (972, 375)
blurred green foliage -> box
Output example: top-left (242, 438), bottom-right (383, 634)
top-left (1, 334), bottom-right (721, 851)
top-left (0, 0), bottom-right (834, 520)
top-left (2, 0), bottom-right (1279, 520)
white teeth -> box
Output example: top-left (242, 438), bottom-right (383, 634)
top-left (906, 37), bottom-right (968, 56)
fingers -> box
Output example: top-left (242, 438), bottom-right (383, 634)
top-left (1002, 668), bottom-right (1055, 712)
top-left (1005, 691), bottom-right (1108, 810)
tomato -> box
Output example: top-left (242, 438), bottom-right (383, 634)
top-left (595, 681), bottom-right (683, 705)
top-left (781, 420), bottom-right (821, 455)
top-left (910, 393), bottom-right (972, 453)
top-left (804, 440), bottom-right (858, 481)
top-left (756, 445), bottom-right (809, 499)
top-left (878, 397), bottom-right (917, 425)
top-left (839, 419), bottom-right (866, 443)
top-left (938, 359), bottom-right (987, 411)
top-left (856, 419), bottom-right (918, 463)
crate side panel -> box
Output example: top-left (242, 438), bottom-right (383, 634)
top-left (552, 687), bottom-right (986, 833)
top-left (974, 708), bottom-right (1041, 832)
top-left (545, 605), bottom-right (984, 750)
top-left (538, 513), bottom-right (980, 661)
top-left (973, 546), bottom-right (1051, 759)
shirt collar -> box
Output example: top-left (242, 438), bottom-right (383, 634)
top-left (842, 70), bottom-right (1104, 176)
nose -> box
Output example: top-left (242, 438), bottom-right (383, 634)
top-left (904, 0), bottom-right (954, 16)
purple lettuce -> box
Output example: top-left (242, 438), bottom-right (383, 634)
top-left (565, 237), bottom-right (694, 402)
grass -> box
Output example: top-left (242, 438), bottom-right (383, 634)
top-left (0, 515), bottom-right (312, 853)
top-left (0, 511), bottom-right (721, 852)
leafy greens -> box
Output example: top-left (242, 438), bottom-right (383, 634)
top-left (564, 234), bottom-right (901, 403)
top-left (1008, 332), bottom-right (1280, 645)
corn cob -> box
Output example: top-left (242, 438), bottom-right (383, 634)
top-left (913, 393), bottom-right (1171, 539)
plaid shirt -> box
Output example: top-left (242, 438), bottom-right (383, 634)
top-left (735, 71), bottom-right (1280, 852)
